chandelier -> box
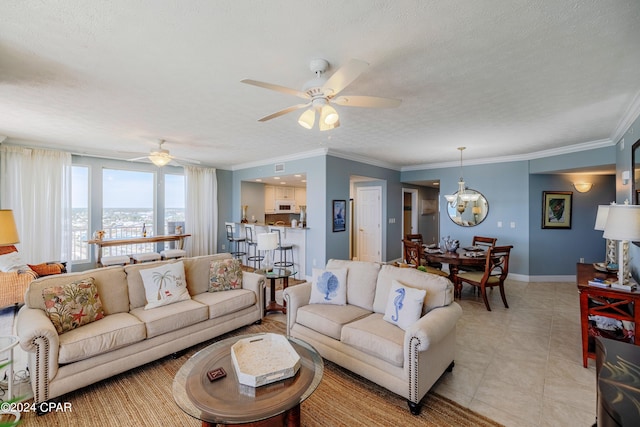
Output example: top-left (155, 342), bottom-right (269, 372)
top-left (444, 147), bottom-right (480, 209)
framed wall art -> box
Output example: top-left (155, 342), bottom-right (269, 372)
top-left (542, 191), bottom-right (572, 229)
top-left (333, 199), bottom-right (346, 232)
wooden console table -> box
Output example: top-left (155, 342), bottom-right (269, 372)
top-left (576, 263), bottom-right (640, 368)
top-left (87, 234), bottom-right (191, 266)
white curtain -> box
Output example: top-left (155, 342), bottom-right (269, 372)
top-left (184, 165), bottom-right (218, 256)
top-left (0, 145), bottom-right (72, 264)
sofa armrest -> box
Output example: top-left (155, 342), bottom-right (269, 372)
top-left (283, 282), bottom-right (311, 335)
top-left (16, 306), bottom-right (60, 402)
top-left (241, 271), bottom-right (265, 314)
top-left (405, 302), bottom-right (462, 352)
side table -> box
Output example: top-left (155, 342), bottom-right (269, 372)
top-left (257, 268), bottom-right (296, 314)
top-left (0, 335), bottom-right (19, 401)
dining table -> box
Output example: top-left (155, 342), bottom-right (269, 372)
top-left (424, 247), bottom-right (488, 298)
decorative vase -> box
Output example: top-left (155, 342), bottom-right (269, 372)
top-left (441, 236), bottom-right (459, 253)
top-left (241, 205), bottom-right (248, 223)
top-left (299, 205), bottom-right (307, 227)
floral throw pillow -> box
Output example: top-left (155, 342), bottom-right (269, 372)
top-left (209, 258), bottom-right (243, 292)
top-left (139, 261), bottom-right (191, 310)
top-left (42, 278), bottom-right (105, 335)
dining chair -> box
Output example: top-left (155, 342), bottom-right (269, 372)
top-left (454, 245), bottom-right (513, 311)
top-left (403, 239), bottom-right (425, 267)
top-left (405, 233), bottom-right (424, 245)
top-left (472, 236), bottom-right (497, 249)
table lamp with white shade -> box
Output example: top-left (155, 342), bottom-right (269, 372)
top-left (0, 209), bottom-right (20, 247)
top-left (603, 204), bottom-right (640, 285)
top-left (257, 232), bottom-right (278, 272)
top-left (594, 204), bottom-right (616, 266)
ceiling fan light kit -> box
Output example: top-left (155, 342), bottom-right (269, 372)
top-left (242, 58), bottom-right (401, 131)
top-left (127, 139), bottom-right (201, 167)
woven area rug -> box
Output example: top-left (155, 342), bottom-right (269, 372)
top-left (18, 318), bottom-right (501, 426)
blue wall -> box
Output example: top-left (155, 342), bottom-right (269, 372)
top-left (528, 174), bottom-right (615, 275)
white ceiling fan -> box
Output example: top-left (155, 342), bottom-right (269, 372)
top-left (241, 58), bottom-right (401, 131)
top-left (127, 139), bottom-right (201, 167)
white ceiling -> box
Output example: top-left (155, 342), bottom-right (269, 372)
top-left (1, 1), bottom-right (639, 170)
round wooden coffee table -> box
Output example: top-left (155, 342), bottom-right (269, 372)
top-left (173, 333), bottom-right (323, 426)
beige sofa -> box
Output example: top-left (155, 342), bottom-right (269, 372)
top-left (283, 260), bottom-right (462, 414)
top-left (16, 253), bottom-right (264, 406)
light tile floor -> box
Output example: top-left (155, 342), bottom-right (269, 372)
top-left (432, 279), bottom-right (597, 427)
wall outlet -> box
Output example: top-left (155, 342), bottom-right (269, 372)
top-left (497, 221), bottom-right (503, 228)
top-left (580, 257), bottom-right (585, 263)
top-left (221, 244), bottom-right (225, 250)
top-left (510, 221), bottom-right (516, 228)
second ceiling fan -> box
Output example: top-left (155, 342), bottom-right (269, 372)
top-left (241, 58), bottom-right (401, 131)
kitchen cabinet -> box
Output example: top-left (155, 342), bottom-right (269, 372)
top-left (294, 187), bottom-right (306, 211)
top-left (275, 186), bottom-right (295, 200)
top-left (264, 186), bottom-right (276, 213)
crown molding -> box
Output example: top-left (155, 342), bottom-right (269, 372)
top-left (231, 148), bottom-right (329, 171)
top-left (324, 149), bottom-right (401, 170)
top-left (611, 88), bottom-right (640, 145)
top-left (0, 136), bottom-right (6, 144)
top-left (401, 138), bottom-right (615, 171)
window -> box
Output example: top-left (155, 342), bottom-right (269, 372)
top-left (71, 166), bottom-right (89, 261)
top-left (165, 173), bottom-right (185, 235)
top-left (103, 169), bottom-right (154, 255)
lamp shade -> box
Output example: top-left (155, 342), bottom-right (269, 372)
top-left (257, 232), bottom-right (278, 251)
top-left (594, 205), bottom-right (610, 231)
top-left (603, 205), bottom-right (640, 241)
top-left (0, 209), bottom-right (20, 245)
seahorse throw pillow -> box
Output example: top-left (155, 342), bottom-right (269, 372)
top-left (309, 268), bottom-right (347, 305)
top-left (139, 261), bottom-right (191, 310)
top-left (383, 279), bottom-right (427, 330)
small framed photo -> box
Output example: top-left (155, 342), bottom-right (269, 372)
top-left (333, 200), bottom-right (346, 232)
top-left (542, 191), bottom-right (572, 229)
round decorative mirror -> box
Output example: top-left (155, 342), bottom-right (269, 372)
top-left (446, 189), bottom-right (489, 227)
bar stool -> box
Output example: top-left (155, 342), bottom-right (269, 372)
top-left (131, 252), bottom-right (161, 263)
top-left (100, 255), bottom-right (131, 267)
top-left (244, 225), bottom-right (264, 269)
top-left (270, 228), bottom-right (294, 273)
top-left (160, 249), bottom-right (187, 260)
top-left (225, 223), bottom-right (246, 261)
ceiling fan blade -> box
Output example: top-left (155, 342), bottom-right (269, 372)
top-left (241, 79), bottom-right (310, 100)
top-left (127, 156), bottom-right (149, 162)
top-left (258, 103), bottom-right (310, 122)
top-left (321, 59), bottom-right (369, 97)
top-left (171, 156), bottom-right (201, 165)
top-left (332, 95), bottom-right (402, 108)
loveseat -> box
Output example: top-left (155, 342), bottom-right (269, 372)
top-left (283, 259), bottom-right (462, 414)
top-left (16, 253), bottom-right (264, 406)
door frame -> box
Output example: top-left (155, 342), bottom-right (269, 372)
top-left (402, 188), bottom-right (418, 241)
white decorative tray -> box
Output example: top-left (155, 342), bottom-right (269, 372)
top-left (231, 333), bottom-right (301, 387)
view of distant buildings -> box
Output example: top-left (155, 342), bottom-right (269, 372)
top-left (72, 208), bottom-right (185, 261)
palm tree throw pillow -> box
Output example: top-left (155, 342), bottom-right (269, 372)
top-left (139, 261), bottom-right (191, 310)
top-left (42, 277), bottom-right (105, 334)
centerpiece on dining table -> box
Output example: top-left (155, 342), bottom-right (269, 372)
top-left (441, 236), bottom-right (459, 253)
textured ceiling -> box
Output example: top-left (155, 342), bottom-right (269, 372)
top-left (1, 0), bottom-right (639, 170)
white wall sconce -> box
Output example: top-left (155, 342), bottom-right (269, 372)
top-left (622, 170), bottom-right (630, 185)
top-left (572, 182), bottom-right (593, 193)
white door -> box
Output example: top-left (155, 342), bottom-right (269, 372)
top-left (356, 186), bottom-right (382, 262)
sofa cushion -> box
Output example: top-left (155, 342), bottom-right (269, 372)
top-left (42, 278), bottom-right (105, 334)
top-left (192, 289), bottom-right (256, 319)
top-left (209, 258), bottom-right (243, 292)
top-left (326, 259), bottom-right (381, 311)
top-left (58, 312), bottom-right (146, 364)
top-left (0, 251), bottom-right (27, 272)
top-left (309, 268), bottom-right (347, 305)
top-left (139, 261), bottom-right (191, 310)
top-left (373, 265), bottom-right (454, 315)
top-left (296, 303), bottom-right (371, 340)
top-left (28, 262), bottom-right (65, 277)
top-left (383, 280), bottom-right (426, 330)
top-left (341, 313), bottom-right (404, 367)
top-left (129, 299), bottom-right (208, 338)
top-left (26, 266), bottom-right (130, 315)
top-left (183, 253), bottom-right (233, 295)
